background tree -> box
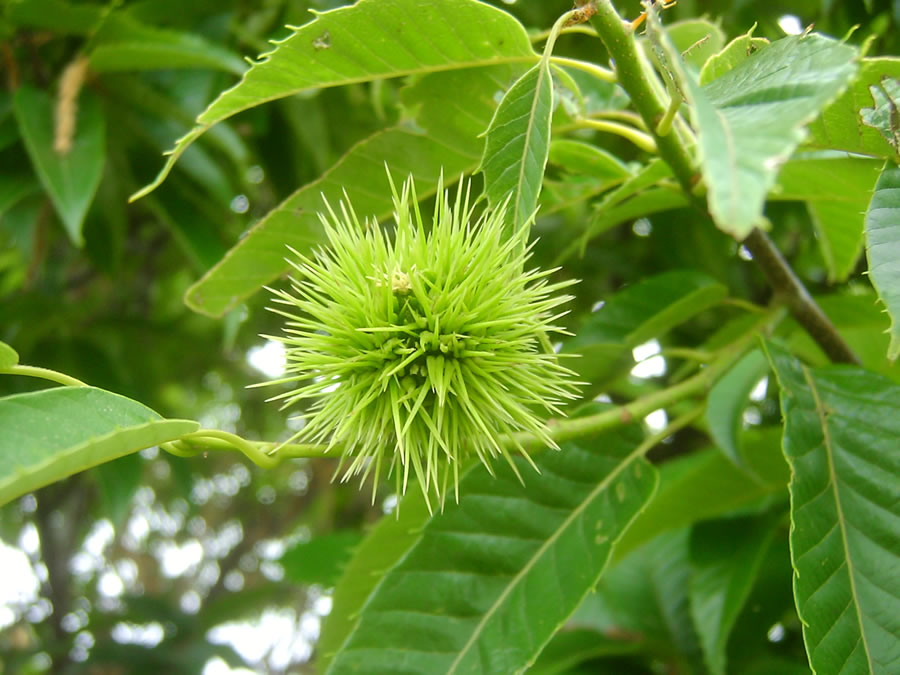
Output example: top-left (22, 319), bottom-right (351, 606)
top-left (1, 1), bottom-right (899, 674)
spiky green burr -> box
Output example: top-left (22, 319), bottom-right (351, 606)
top-left (263, 173), bottom-right (579, 508)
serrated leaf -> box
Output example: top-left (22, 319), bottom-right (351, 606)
top-left (480, 60), bottom-right (553, 231)
top-left (318, 488), bottom-right (432, 672)
top-left (0, 340), bottom-right (18, 368)
top-left (860, 77), bottom-right (900, 155)
top-left (281, 530), bottom-right (363, 587)
top-left (706, 349), bottom-right (770, 469)
top-left (699, 24), bottom-right (769, 86)
top-left (774, 156), bottom-right (882, 282)
top-left (0, 387), bottom-right (199, 507)
top-left (679, 33), bottom-right (858, 238)
top-left (132, 0), bottom-right (534, 200)
top-left (809, 58), bottom-right (900, 158)
top-left (865, 162), bottom-right (900, 361)
top-left (766, 342), bottom-right (900, 675)
top-left (615, 427), bottom-right (789, 561)
top-left (325, 420), bottom-right (658, 674)
top-left (13, 85), bottom-right (105, 246)
top-left (184, 65), bottom-right (518, 317)
top-left (689, 515), bottom-right (780, 675)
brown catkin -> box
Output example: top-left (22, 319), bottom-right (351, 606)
top-left (54, 55), bottom-right (89, 155)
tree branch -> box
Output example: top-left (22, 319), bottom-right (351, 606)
top-left (588, 0), bottom-right (860, 365)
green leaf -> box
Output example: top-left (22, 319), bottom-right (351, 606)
top-left (0, 387), bottom-right (199, 507)
top-left (528, 629), bottom-right (642, 675)
top-left (809, 58), bottom-right (900, 158)
top-left (615, 427), bottom-right (789, 560)
top-left (575, 529), bottom-right (702, 669)
top-left (774, 156), bottom-right (883, 281)
top-left (325, 421), bottom-right (658, 674)
top-left (766, 342), bottom-right (900, 675)
top-left (860, 77), bottom-right (900, 156)
top-left (866, 162), bottom-right (900, 361)
top-left (0, 340), bottom-right (18, 368)
top-left (89, 21), bottom-right (246, 75)
top-left (479, 60), bottom-right (553, 231)
top-left (660, 18), bottom-right (726, 70)
top-left (7, 0), bottom-right (101, 34)
top-left (0, 172), bottom-right (41, 220)
top-left (683, 34), bottom-right (858, 238)
top-left (13, 85), bottom-right (105, 246)
top-left (317, 488), bottom-right (432, 672)
top-left (184, 64), bottom-right (518, 317)
top-left (689, 515), bottom-right (780, 675)
top-left (280, 530), bottom-right (363, 587)
top-left (706, 349), bottom-right (770, 468)
top-left (699, 25), bottom-right (769, 86)
top-left (132, 0), bottom-right (534, 200)
top-left (565, 158), bottom-right (679, 258)
top-left (547, 139), bottom-right (631, 183)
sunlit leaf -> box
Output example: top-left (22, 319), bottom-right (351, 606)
top-left (132, 0), bottom-right (534, 200)
top-left (184, 65), bottom-right (520, 317)
top-left (0, 387), bottom-right (199, 507)
top-left (766, 342), bottom-right (900, 675)
top-left (0, 340), bottom-right (18, 369)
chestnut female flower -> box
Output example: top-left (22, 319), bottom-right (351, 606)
top-left (264, 173), bottom-right (578, 508)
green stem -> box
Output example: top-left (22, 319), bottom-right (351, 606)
top-left (575, 118), bottom-right (657, 153)
top-left (1, 365), bottom-right (88, 387)
top-left (550, 55), bottom-right (615, 83)
top-left (588, 0), bottom-right (860, 366)
top-left (159, 315), bottom-right (774, 470)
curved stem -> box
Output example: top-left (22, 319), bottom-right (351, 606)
top-left (575, 117), bottom-right (657, 153)
top-left (550, 55), bottom-right (615, 82)
top-left (1, 365), bottom-right (87, 387)
top-left (588, 0), bottom-right (860, 365)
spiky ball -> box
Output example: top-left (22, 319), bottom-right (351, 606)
top-left (265, 174), bottom-right (578, 507)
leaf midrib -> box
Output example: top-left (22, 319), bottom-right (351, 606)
top-left (445, 445), bottom-right (647, 674)
top-left (801, 366), bottom-right (875, 672)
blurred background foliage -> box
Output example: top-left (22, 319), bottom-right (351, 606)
top-left (0, 0), bottom-right (897, 673)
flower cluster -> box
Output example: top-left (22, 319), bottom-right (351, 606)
top-left (264, 174), bottom-right (579, 507)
